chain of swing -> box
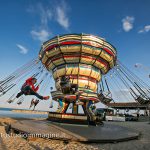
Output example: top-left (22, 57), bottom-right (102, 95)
top-left (114, 61), bottom-right (150, 105)
top-left (0, 58), bottom-right (54, 110)
top-left (0, 59), bottom-right (39, 97)
top-left (97, 60), bottom-right (150, 106)
top-left (6, 59), bottom-right (43, 104)
top-left (98, 75), bottom-right (114, 105)
top-left (1, 56), bottom-right (150, 110)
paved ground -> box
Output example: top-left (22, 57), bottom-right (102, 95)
top-left (11, 120), bottom-right (139, 142)
top-left (0, 118), bottom-right (150, 150)
top-left (92, 121), bottom-right (150, 150)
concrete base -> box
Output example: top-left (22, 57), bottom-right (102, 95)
top-left (10, 119), bottom-right (139, 143)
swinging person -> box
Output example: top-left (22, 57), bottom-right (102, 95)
top-left (29, 98), bottom-right (40, 110)
top-left (16, 77), bottom-right (49, 100)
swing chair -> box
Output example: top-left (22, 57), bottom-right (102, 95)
top-left (7, 99), bottom-right (14, 104)
top-left (136, 96), bottom-right (150, 105)
top-left (28, 72), bottom-right (51, 110)
top-left (29, 98), bottom-right (35, 108)
top-left (49, 100), bottom-right (53, 108)
top-left (98, 77), bottom-right (113, 105)
top-left (7, 93), bottom-right (17, 104)
top-left (17, 96), bottom-right (24, 105)
top-left (29, 98), bottom-right (40, 110)
top-left (98, 92), bottom-right (113, 104)
top-left (0, 86), bottom-right (4, 93)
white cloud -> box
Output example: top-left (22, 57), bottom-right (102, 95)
top-left (37, 3), bottom-right (52, 28)
top-left (122, 16), bottom-right (135, 32)
top-left (27, 3), bottom-right (52, 28)
top-left (28, 3), bottom-right (52, 42)
top-left (55, 4), bottom-right (69, 30)
top-left (30, 29), bottom-right (49, 42)
top-left (138, 25), bottom-right (150, 33)
top-left (28, 1), bottom-right (70, 42)
top-left (27, 2), bottom-right (70, 30)
top-left (16, 44), bottom-right (28, 54)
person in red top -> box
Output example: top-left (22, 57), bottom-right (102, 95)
top-left (16, 77), bottom-right (49, 100)
top-left (24, 77), bottom-right (39, 92)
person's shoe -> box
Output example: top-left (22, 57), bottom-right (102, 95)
top-left (43, 96), bottom-right (50, 100)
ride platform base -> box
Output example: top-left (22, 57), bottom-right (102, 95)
top-left (10, 119), bottom-right (140, 143)
top-left (47, 112), bottom-right (90, 125)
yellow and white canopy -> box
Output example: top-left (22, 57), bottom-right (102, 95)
top-left (39, 34), bottom-right (117, 93)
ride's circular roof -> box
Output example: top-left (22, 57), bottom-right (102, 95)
top-left (39, 33), bottom-right (117, 74)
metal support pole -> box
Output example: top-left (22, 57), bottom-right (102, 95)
top-left (148, 104), bottom-right (150, 124)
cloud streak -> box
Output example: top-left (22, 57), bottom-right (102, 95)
top-left (28, 1), bottom-right (70, 42)
top-left (122, 16), bottom-right (134, 32)
top-left (37, 3), bottom-right (52, 28)
top-left (138, 25), bottom-right (150, 33)
top-left (55, 5), bottom-right (69, 30)
top-left (16, 44), bottom-right (28, 54)
top-left (30, 29), bottom-right (49, 42)
top-left (27, 3), bottom-right (52, 28)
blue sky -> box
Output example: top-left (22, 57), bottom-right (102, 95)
top-left (0, 0), bottom-right (150, 110)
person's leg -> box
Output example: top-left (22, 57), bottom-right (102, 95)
top-left (23, 86), bottom-right (44, 100)
top-left (89, 109), bottom-right (95, 122)
top-left (23, 86), bottom-right (49, 100)
top-left (86, 101), bottom-right (96, 122)
top-left (30, 90), bottom-right (44, 100)
top-left (71, 84), bottom-right (78, 94)
top-left (16, 91), bottom-right (24, 98)
top-left (61, 85), bottom-right (65, 93)
top-left (76, 94), bottom-right (79, 101)
top-left (16, 85), bottom-right (32, 99)
top-left (74, 84), bottom-right (78, 92)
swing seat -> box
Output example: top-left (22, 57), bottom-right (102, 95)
top-left (34, 99), bottom-right (40, 105)
top-left (101, 97), bottom-right (112, 104)
top-left (7, 100), bottom-right (14, 103)
top-left (0, 87), bottom-right (3, 93)
top-left (17, 102), bottom-right (22, 105)
top-left (98, 93), bottom-right (105, 100)
top-left (98, 93), bottom-right (112, 104)
top-left (49, 101), bottom-right (53, 108)
top-left (61, 86), bottom-right (71, 94)
top-left (51, 90), bottom-right (100, 103)
top-left (29, 99), bottom-right (35, 108)
top-left (31, 99), bottom-right (40, 108)
top-left (136, 96), bottom-right (150, 105)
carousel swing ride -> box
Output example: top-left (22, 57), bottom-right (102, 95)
top-left (38, 33), bottom-right (117, 125)
top-left (0, 33), bottom-right (149, 142)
